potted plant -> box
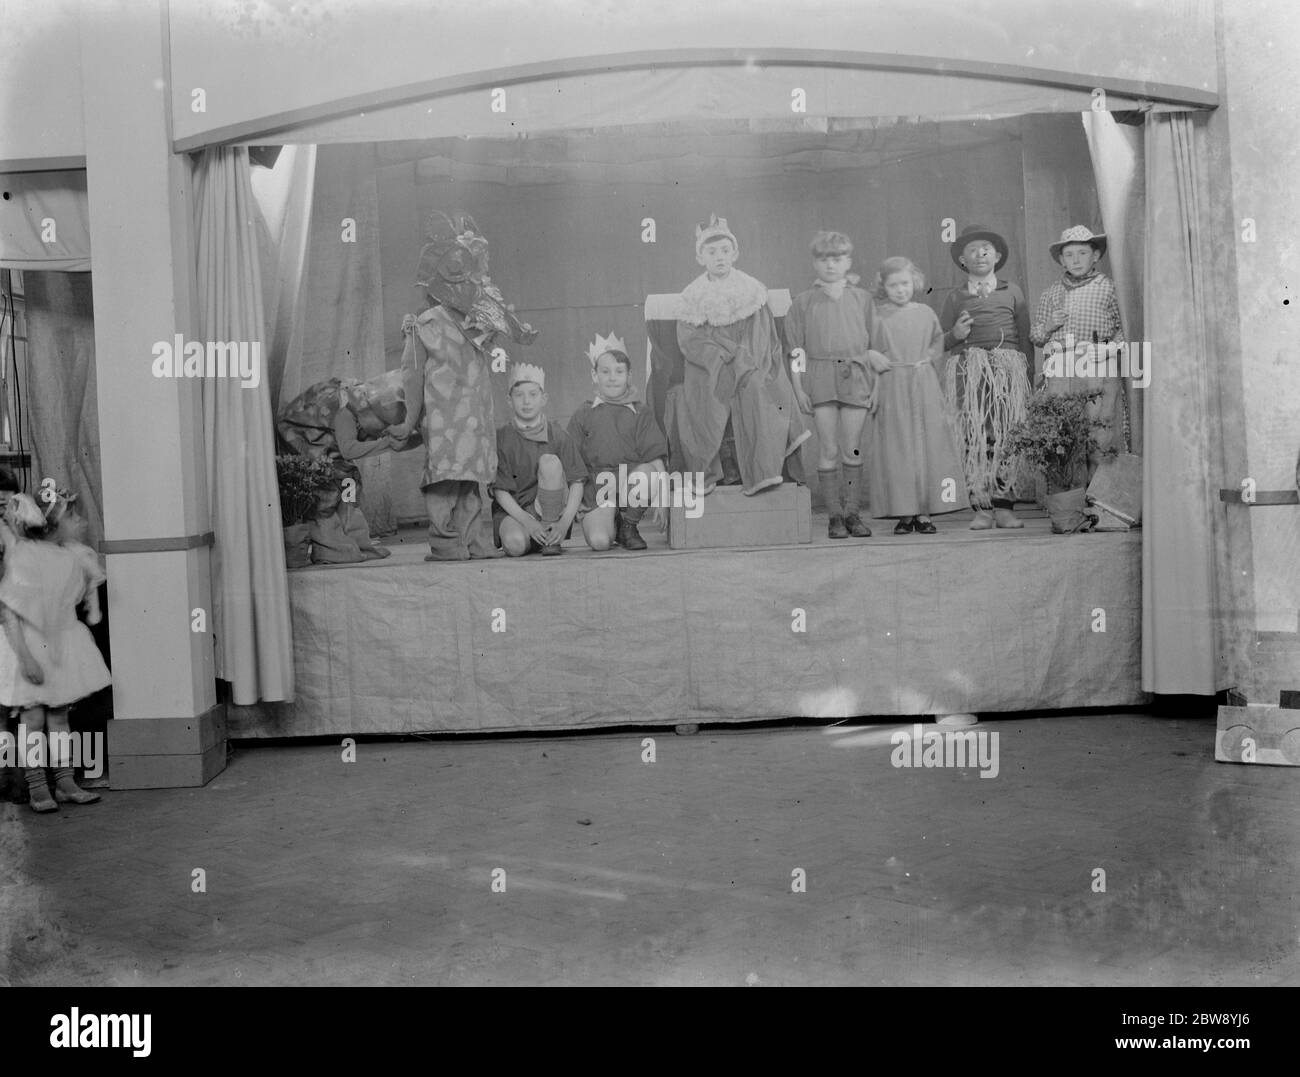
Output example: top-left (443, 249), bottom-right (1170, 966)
top-left (1004, 390), bottom-right (1109, 533)
top-left (275, 454), bottom-right (338, 567)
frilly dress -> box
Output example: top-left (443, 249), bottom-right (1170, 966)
top-left (0, 532), bottom-right (111, 709)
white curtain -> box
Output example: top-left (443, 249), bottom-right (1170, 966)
top-left (193, 146), bottom-right (295, 704)
top-left (1082, 110), bottom-right (1145, 453)
top-left (1140, 113), bottom-right (1223, 695)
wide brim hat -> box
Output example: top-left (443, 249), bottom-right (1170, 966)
top-left (1050, 225), bottom-right (1108, 263)
top-left (950, 224), bottom-right (1009, 272)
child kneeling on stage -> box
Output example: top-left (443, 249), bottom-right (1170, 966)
top-left (494, 363), bottom-right (588, 557)
top-left (568, 333), bottom-right (668, 551)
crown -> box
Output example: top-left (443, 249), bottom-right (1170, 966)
top-left (509, 362), bottom-right (546, 390)
top-left (695, 213), bottom-right (737, 255)
top-left (586, 332), bottom-right (627, 366)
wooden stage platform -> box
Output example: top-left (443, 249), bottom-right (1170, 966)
top-left (230, 505), bottom-right (1145, 738)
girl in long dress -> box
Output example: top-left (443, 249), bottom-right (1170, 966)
top-left (868, 257), bottom-right (969, 533)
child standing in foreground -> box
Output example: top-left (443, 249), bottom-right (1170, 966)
top-left (568, 333), bottom-right (668, 551)
top-left (786, 231), bottom-right (889, 539)
top-left (0, 492), bottom-right (110, 812)
top-left (868, 258), bottom-right (968, 533)
top-left (494, 363), bottom-right (588, 557)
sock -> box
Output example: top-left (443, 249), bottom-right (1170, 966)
top-left (843, 463), bottom-right (864, 515)
top-left (26, 767), bottom-right (55, 806)
top-left (818, 468), bottom-right (843, 515)
top-left (536, 486), bottom-right (565, 523)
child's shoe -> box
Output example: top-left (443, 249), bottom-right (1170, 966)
top-left (25, 768), bottom-right (58, 813)
top-left (894, 517), bottom-right (915, 534)
top-left (970, 511), bottom-right (995, 530)
top-left (616, 513), bottom-right (648, 551)
top-left (844, 513), bottom-right (872, 538)
top-left (914, 517), bottom-right (937, 534)
top-left (540, 541), bottom-right (564, 556)
top-left (53, 768), bottom-right (100, 805)
top-left (828, 514), bottom-right (849, 539)
top-left (994, 507), bottom-right (1023, 529)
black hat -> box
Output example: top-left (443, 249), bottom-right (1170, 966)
top-left (950, 224), bottom-right (1009, 273)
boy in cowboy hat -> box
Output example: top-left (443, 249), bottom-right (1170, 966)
top-left (1030, 225), bottom-right (1124, 473)
top-left (939, 224), bottom-right (1032, 529)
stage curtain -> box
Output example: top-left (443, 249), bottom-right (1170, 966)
top-left (1141, 113), bottom-right (1223, 695)
top-left (249, 145), bottom-right (317, 413)
top-left (1083, 110), bottom-right (1145, 454)
top-left (20, 271), bottom-right (103, 541)
top-left (192, 146), bottom-right (295, 704)
top-left (0, 170), bottom-right (91, 272)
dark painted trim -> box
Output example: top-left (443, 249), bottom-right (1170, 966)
top-left (100, 531), bottom-right (215, 554)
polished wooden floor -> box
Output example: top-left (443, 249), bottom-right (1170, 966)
top-left (2, 712), bottom-right (1297, 986)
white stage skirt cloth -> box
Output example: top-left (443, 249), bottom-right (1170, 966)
top-left (229, 527), bottom-right (1143, 737)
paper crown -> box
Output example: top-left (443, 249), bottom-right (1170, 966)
top-left (695, 214), bottom-right (737, 256)
top-left (586, 332), bottom-right (627, 366)
top-left (509, 362), bottom-right (546, 390)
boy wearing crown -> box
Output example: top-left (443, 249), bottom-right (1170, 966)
top-left (567, 332), bottom-right (669, 551)
top-left (494, 363), bottom-right (588, 557)
top-left (675, 215), bottom-right (810, 497)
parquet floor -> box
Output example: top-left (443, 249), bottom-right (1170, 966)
top-left (3, 712), bottom-right (1297, 986)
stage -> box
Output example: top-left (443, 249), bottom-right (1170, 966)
top-left (229, 504), bottom-right (1145, 738)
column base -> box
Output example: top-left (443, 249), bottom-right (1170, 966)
top-left (107, 703), bottom-right (227, 789)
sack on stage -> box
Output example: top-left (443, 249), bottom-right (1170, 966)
top-left (1086, 452), bottom-right (1142, 531)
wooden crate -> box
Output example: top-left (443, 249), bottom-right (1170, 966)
top-left (669, 483), bottom-right (811, 550)
top-left (1215, 704), bottom-right (1300, 766)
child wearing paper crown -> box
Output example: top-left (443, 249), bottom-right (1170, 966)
top-left (786, 230), bottom-right (890, 539)
top-left (675, 214), bottom-right (811, 497)
top-left (494, 363), bottom-right (588, 557)
top-left (938, 224), bottom-right (1033, 529)
top-left (0, 490), bottom-right (110, 812)
top-left (567, 333), bottom-right (668, 552)
top-left (1030, 225), bottom-right (1124, 475)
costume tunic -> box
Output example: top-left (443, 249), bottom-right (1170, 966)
top-left (868, 302), bottom-right (968, 517)
top-left (0, 535), bottom-right (111, 709)
top-left (784, 284), bottom-right (875, 407)
top-left (494, 420), bottom-right (588, 514)
top-left (675, 269), bottom-right (810, 495)
top-left (568, 399), bottom-right (668, 510)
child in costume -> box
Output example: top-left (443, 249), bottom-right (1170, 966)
top-left (568, 333), bottom-right (668, 552)
top-left (494, 363), bottom-right (588, 557)
top-left (385, 213), bottom-right (538, 562)
top-left (1030, 225), bottom-right (1125, 476)
top-left (786, 230), bottom-right (888, 539)
top-left (675, 214), bottom-right (810, 497)
top-left (0, 492), bottom-right (111, 813)
top-left (869, 257), bottom-right (969, 533)
top-left (939, 224), bottom-right (1033, 529)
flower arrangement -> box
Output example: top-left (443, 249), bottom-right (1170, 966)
top-left (1004, 390), bottom-right (1109, 493)
top-left (275, 454), bottom-right (339, 525)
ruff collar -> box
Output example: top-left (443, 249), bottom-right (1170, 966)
top-left (678, 269), bottom-right (769, 328)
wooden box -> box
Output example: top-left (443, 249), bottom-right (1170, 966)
top-left (1215, 704), bottom-right (1300, 767)
top-left (668, 483), bottom-right (811, 550)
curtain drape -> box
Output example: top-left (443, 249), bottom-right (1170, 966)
top-left (21, 271), bottom-right (103, 539)
top-left (1141, 112), bottom-right (1223, 695)
top-left (1082, 110), bottom-right (1145, 454)
top-left (193, 146), bottom-right (295, 704)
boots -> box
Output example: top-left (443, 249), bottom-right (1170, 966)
top-left (25, 768), bottom-right (58, 813)
top-left (617, 508), bottom-right (648, 551)
top-left (53, 767), bottom-right (100, 805)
